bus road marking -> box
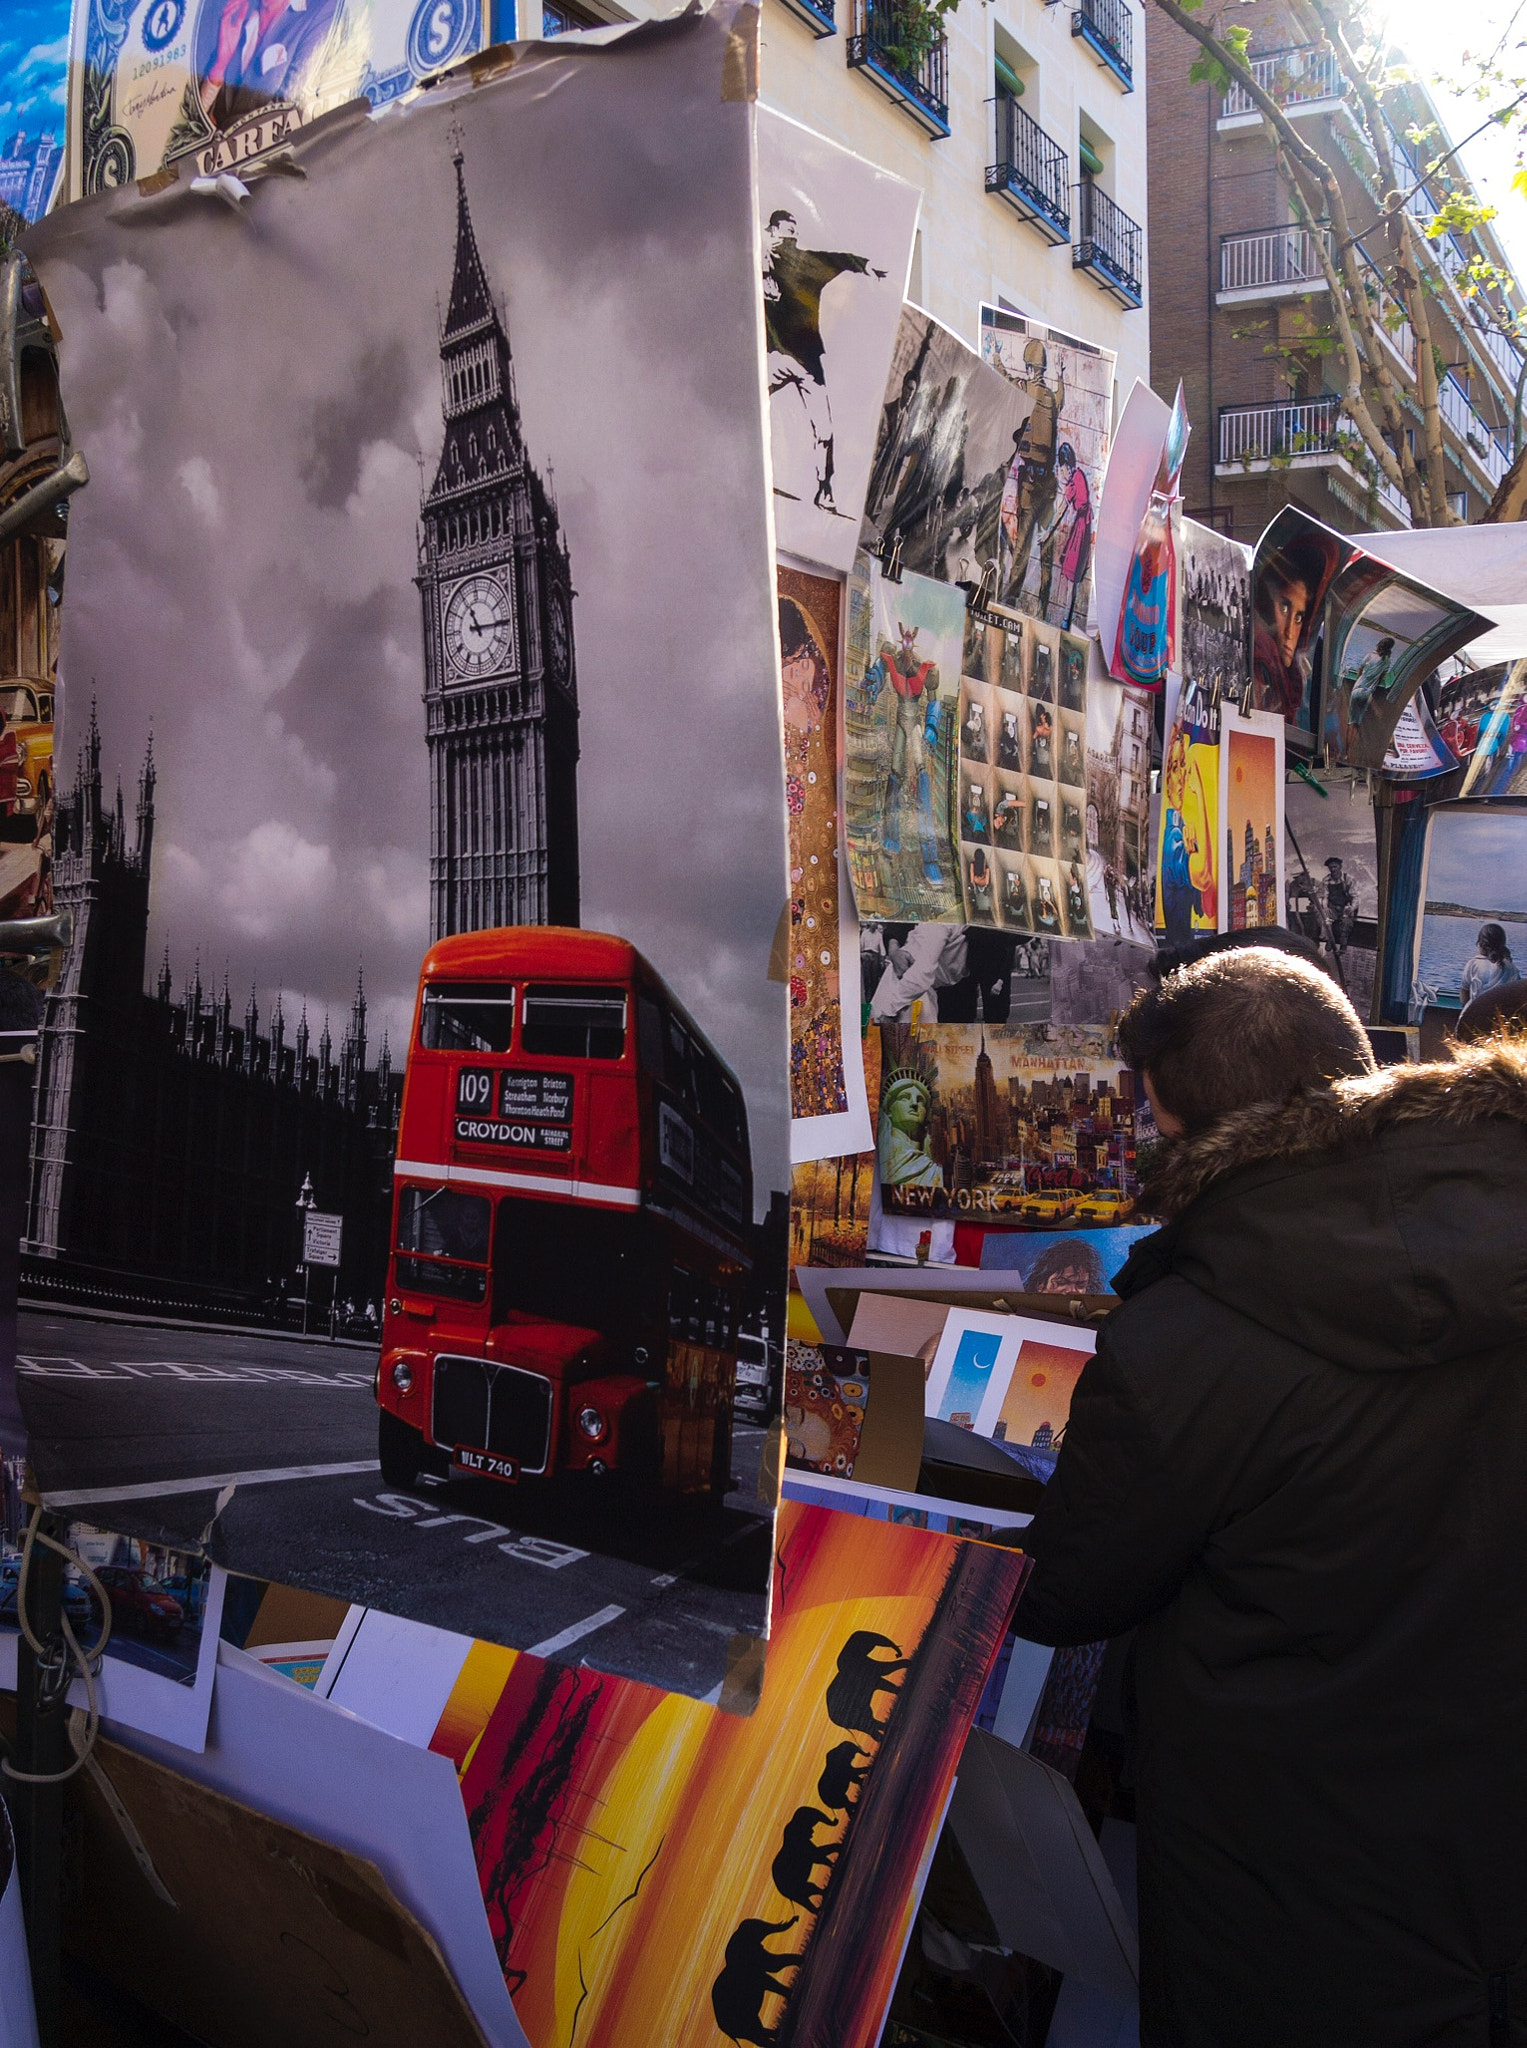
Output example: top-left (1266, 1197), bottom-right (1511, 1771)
top-left (351, 1491), bottom-right (589, 1570)
top-left (528, 1605), bottom-right (626, 1658)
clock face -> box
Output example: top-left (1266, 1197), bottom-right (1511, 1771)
top-left (549, 590), bottom-right (570, 674)
top-left (444, 574), bottom-right (515, 680)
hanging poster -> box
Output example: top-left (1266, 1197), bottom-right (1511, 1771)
top-left (864, 308), bottom-right (1031, 587)
top-left (791, 1148), bottom-right (877, 1272)
top-left (843, 553), bottom-right (964, 923)
top-left (66, 0), bottom-right (492, 202)
top-left (1112, 384), bottom-right (1188, 691)
top-left (431, 1499), bottom-right (1027, 2048)
top-left (1284, 771), bottom-right (1379, 1014)
top-left (1093, 380), bottom-right (1171, 681)
top-left (1, 4), bottom-right (67, 226)
top-left (1217, 706), bottom-right (1284, 933)
top-left (1442, 661), bottom-right (1514, 771)
top-left (1383, 691), bottom-right (1457, 779)
top-left (979, 306), bottom-right (1115, 633)
top-left (1411, 799), bottom-right (1527, 1012)
top-left (1323, 564), bottom-right (1486, 772)
top-left (1048, 934), bottom-right (1154, 1030)
top-left (955, 601), bottom-right (1090, 940)
top-left (1085, 668), bottom-right (1153, 944)
top-left (1153, 673), bottom-right (1219, 944)
top-left (758, 109), bottom-right (919, 574)
top-left (23, 7), bottom-right (788, 1701)
top-left (1248, 507), bottom-right (1346, 740)
top-left (1459, 661), bottom-right (1527, 795)
top-left (780, 563), bottom-right (873, 1163)
top-left (862, 919), bottom-right (1050, 1026)
top-left (876, 1022), bottom-right (1140, 1222)
top-left (1179, 515), bottom-right (1252, 703)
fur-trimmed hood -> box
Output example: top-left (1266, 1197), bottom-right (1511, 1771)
top-left (1120, 1040), bottom-right (1527, 1372)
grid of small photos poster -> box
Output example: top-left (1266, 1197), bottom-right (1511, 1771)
top-left (956, 602), bottom-right (1093, 940)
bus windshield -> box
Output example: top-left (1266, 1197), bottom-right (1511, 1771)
top-left (420, 984), bottom-right (516, 1054)
top-left (396, 1185), bottom-right (491, 1303)
top-left (491, 1196), bottom-right (663, 1342)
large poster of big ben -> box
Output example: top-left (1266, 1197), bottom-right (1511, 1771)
top-left (17, 5), bottom-right (788, 1702)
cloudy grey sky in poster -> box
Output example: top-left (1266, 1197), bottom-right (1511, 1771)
top-left (29, 17), bottom-right (790, 1202)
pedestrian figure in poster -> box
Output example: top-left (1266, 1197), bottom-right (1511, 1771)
top-left (1017, 948), bottom-right (1527, 2048)
top-left (1460, 923), bottom-right (1519, 1006)
top-left (764, 210), bottom-right (886, 515)
top-left (862, 620), bottom-right (945, 887)
top-left (1030, 706), bottom-right (1054, 779)
top-left (998, 339), bottom-right (1066, 608)
top-left (1044, 443), bottom-right (1093, 631)
top-left (997, 708), bottom-right (1021, 770)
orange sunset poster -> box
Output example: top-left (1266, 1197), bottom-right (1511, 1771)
top-left (1218, 705), bottom-right (1285, 933)
top-left (431, 1498), bottom-right (1027, 2047)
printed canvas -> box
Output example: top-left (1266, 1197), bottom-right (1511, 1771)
top-left (1249, 506), bottom-right (1346, 741)
top-left (1178, 515), bottom-right (1252, 703)
top-left (877, 1022), bottom-right (1139, 1222)
top-left (783, 1341), bottom-right (869, 1475)
top-left (864, 309), bottom-right (1031, 588)
top-left (22, 9), bottom-right (787, 1699)
top-left (977, 1223), bottom-right (1155, 1291)
top-left (980, 306), bottom-right (1114, 633)
top-left (759, 109), bottom-right (919, 574)
top-left (1085, 670), bottom-right (1153, 943)
top-left (1413, 801), bottom-right (1527, 1012)
top-left (956, 602), bottom-right (1090, 941)
top-left (1, 3), bottom-right (67, 225)
top-left (863, 920), bottom-right (1050, 1027)
top-left (1324, 565), bottom-right (1486, 772)
top-left (1154, 673), bottom-right (1219, 943)
top-left (430, 1499), bottom-right (1027, 2048)
top-left (779, 563), bottom-right (872, 1161)
top-left (843, 555), bottom-right (964, 923)
top-left (1285, 771), bottom-right (1379, 1015)
top-left (1217, 706), bottom-right (1284, 934)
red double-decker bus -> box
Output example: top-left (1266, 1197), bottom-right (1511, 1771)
top-left (375, 927), bottom-right (753, 1505)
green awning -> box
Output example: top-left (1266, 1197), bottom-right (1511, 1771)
top-left (1079, 135), bottom-right (1104, 176)
top-left (994, 55), bottom-right (1024, 96)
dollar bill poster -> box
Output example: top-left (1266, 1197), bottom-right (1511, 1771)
top-left (877, 1021), bottom-right (1139, 1221)
top-left (68, 0), bottom-right (490, 200)
top-left (980, 306), bottom-right (1115, 635)
top-left (431, 1499), bottom-right (1027, 2048)
top-left (955, 601), bottom-right (1091, 942)
top-left (780, 562), bottom-right (873, 1163)
top-left (843, 554), bottom-right (964, 924)
top-left (759, 109), bottom-right (918, 576)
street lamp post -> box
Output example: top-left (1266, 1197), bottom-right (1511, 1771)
top-left (295, 1172), bottom-right (315, 1338)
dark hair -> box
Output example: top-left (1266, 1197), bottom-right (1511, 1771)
top-left (1056, 442), bottom-right (1076, 469)
top-left (1479, 922), bottom-right (1509, 964)
top-left (1119, 946), bottom-right (1375, 1135)
top-left (1147, 924), bottom-right (1335, 987)
top-left (767, 209), bottom-right (795, 231)
top-left (1025, 1237), bottom-right (1106, 1293)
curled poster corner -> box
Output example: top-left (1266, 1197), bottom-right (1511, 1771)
top-left (188, 172), bottom-right (251, 209)
top-left (199, 1478), bottom-right (239, 1547)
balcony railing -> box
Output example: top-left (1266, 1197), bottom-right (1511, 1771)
top-left (1071, 0), bottom-right (1132, 89)
top-left (776, 0), bottom-right (837, 33)
top-left (1219, 224), bottom-right (1322, 294)
top-left (848, 0), bottom-right (949, 134)
top-left (1357, 252), bottom-right (1416, 371)
top-left (1475, 313), bottom-right (1526, 390)
top-left (986, 94), bottom-right (1071, 244)
top-left (1221, 43), bottom-right (1343, 120)
top-left (1073, 180), bottom-right (1142, 307)
top-left (1440, 376), bottom-right (1510, 487)
top-left (1218, 395), bottom-right (1342, 466)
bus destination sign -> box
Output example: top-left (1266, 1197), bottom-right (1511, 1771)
top-left (455, 1068), bottom-right (575, 1152)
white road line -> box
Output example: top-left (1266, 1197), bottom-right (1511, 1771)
top-left (527, 1604), bottom-right (626, 1658)
top-left (41, 1459), bottom-right (381, 1509)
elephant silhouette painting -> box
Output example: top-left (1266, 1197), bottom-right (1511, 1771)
top-left (825, 1630), bottom-right (910, 1739)
top-left (817, 1739), bottom-right (870, 1812)
top-left (710, 1915), bottom-right (801, 2048)
top-left (770, 1804), bottom-right (842, 1912)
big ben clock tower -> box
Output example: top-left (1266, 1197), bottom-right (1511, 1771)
top-left (417, 148), bottom-right (580, 941)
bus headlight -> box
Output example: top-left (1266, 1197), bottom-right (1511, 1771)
top-left (391, 1359), bottom-right (415, 1394)
top-left (577, 1405), bottom-right (605, 1441)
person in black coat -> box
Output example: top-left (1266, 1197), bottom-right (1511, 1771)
top-left (1015, 946), bottom-right (1527, 2047)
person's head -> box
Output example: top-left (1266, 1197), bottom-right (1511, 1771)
top-left (767, 209), bottom-right (796, 250)
top-left (1478, 922), bottom-right (1509, 964)
top-left (1375, 636), bottom-right (1396, 660)
top-left (1056, 441), bottom-right (1076, 477)
top-left (1119, 945), bottom-right (1375, 1139)
top-left (1266, 567), bottom-right (1311, 666)
top-left (1027, 1238), bottom-right (1106, 1294)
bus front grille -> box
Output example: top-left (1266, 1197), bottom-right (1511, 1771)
top-left (432, 1355), bottom-right (553, 1475)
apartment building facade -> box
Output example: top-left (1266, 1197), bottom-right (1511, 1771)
top-left (516, 0), bottom-right (1152, 398)
top-left (1147, 1), bottom-right (1524, 540)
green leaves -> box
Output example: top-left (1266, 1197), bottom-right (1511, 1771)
top-left (1187, 21), bottom-right (1251, 92)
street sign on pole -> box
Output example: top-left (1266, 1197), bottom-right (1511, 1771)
top-left (302, 1210), bottom-right (343, 1269)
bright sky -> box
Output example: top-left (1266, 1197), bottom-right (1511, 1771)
top-left (1376, 0), bottom-right (1527, 291)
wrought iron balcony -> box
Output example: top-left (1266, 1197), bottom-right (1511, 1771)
top-left (1217, 396), bottom-right (1342, 467)
top-left (1072, 181), bottom-right (1142, 307)
top-left (776, 0), bottom-right (837, 37)
top-left (1070, 0), bottom-right (1132, 89)
top-left (1219, 224), bottom-right (1322, 296)
top-left (1439, 376), bottom-right (1510, 488)
top-left (848, 0), bottom-right (949, 135)
top-left (1221, 43), bottom-right (1343, 120)
top-left (986, 96), bottom-right (1071, 245)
